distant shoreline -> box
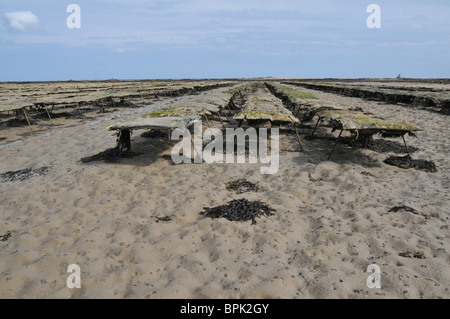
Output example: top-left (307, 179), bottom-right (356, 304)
top-left (2, 77), bottom-right (450, 85)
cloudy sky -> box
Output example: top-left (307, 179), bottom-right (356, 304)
top-left (1, 0), bottom-right (449, 81)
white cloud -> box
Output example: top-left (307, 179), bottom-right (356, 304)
top-left (4, 11), bottom-right (40, 32)
top-left (115, 47), bottom-right (137, 53)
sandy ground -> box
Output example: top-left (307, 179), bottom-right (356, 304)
top-left (0, 84), bottom-right (449, 299)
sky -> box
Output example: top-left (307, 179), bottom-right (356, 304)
top-left (1, 0), bottom-right (449, 81)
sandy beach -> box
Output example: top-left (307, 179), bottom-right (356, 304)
top-left (0, 81), bottom-right (449, 299)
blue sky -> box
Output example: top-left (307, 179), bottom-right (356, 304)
top-left (1, 0), bottom-right (449, 81)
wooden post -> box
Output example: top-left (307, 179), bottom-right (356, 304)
top-left (43, 104), bottom-right (54, 125)
top-left (229, 100), bottom-right (237, 111)
top-left (402, 135), bottom-right (410, 156)
top-left (311, 117), bottom-right (322, 137)
top-left (22, 108), bottom-right (33, 132)
top-left (217, 112), bottom-right (226, 130)
top-left (226, 102), bottom-right (233, 114)
top-left (189, 129), bottom-right (202, 163)
top-left (328, 130), bottom-right (343, 160)
top-left (294, 106), bottom-right (301, 118)
top-left (203, 114), bottom-right (212, 130)
top-left (294, 124), bottom-right (304, 152)
top-left (220, 109), bottom-right (232, 123)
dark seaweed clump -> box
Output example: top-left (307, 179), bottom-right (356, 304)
top-left (384, 155), bottom-right (437, 173)
top-left (33, 111), bottom-right (88, 120)
top-left (226, 179), bottom-right (260, 194)
top-left (201, 198), bottom-right (275, 224)
top-left (1, 166), bottom-right (51, 182)
top-left (399, 251), bottom-right (425, 259)
top-left (389, 205), bottom-right (434, 219)
top-left (389, 205), bottom-right (418, 214)
top-left (3, 118), bottom-right (32, 127)
top-left (0, 230), bottom-right (12, 242)
top-left (155, 215), bottom-right (175, 223)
